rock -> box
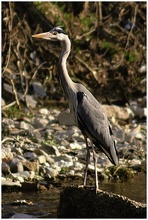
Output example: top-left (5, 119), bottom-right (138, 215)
top-left (45, 167), bottom-right (59, 179)
top-left (57, 186), bottom-right (146, 218)
top-left (48, 114), bottom-right (56, 123)
top-left (2, 98), bottom-right (5, 107)
top-left (2, 148), bottom-right (13, 160)
top-left (38, 155), bottom-right (46, 164)
top-left (138, 65), bottom-right (146, 73)
top-left (2, 162), bottom-right (11, 175)
top-left (25, 95), bottom-right (37, 108)
top-left (102, 105), bottom-right (134, 120)
top-left (70, 142), bottom-right (83, 150)
top-left (39, 108), bottom-right (49, 115)
top-left (20, 121), bottom-right (35, 133)
top-left (53, 155), bottom-right (74, 167)
top-left (10, 158), bottom-right (24, 173)
top-left (129, 159), bottom-right (141, 171)
top-left (23, 152), bottom-right (37, 160)
top-left (33, 117), bottom-right (49, 128)
top-left (2, 178), bottom-right (22, 189)
top-left (45, 155), bottom-right (54, 164)
top-left (137, 96), bottom-right (146, 107)
top-left (19, 171), bottom-right (30, 180)
top-left (129, 104), bottom-right (146, 118)
top-left (9, 213), bottom-right (34, 218)
top-left (10, 173), bottom-right (24, 183)
top-left (13, 147), bottom-right (23, 156)
top-left (32, 81), bottom-right (46, 98)
top-left (22, 160), bottom-right (39, 173)
top-left (57, 109), bottom-right (75, 126)
top-left (72, 133), bottom-right (84, 142)
top-left (29, 171), bottom-right (35, 180)
top-left (73, 161), bottom-right (84, 171)
top-left (41, 143), bottom-right (61, 156)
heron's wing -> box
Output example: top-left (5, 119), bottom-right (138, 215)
top-left (77, 91), bottom-right (118, 165)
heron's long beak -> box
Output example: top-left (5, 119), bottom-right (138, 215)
top-left (32, 32), bottom-right (53, 40)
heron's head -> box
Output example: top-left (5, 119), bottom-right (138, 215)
top-left (32, 26), bottom-right (67, 42)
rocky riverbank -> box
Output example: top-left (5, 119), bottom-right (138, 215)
top-left (2, 102), bottom-right (146, 192)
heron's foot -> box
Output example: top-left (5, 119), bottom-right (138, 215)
top-left (77, 184), bottom-right (85, 189)
top-left (95, 187), bottom-right (103, 194)
top-left (78, 184), bottom-right (91, 189)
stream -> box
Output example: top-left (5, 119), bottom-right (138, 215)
top-left (2, 173), bottom-right (146, 218)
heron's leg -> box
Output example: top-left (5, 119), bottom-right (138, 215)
top-left (91, 142), bottom-right (99, 193)
top-left (83, 136), bottom-right (90, 186)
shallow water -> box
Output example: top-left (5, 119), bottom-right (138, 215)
top-left (2, 173), bottom-right (146, 218)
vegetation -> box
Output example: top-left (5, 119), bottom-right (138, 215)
top-left (2, 2), bottom-right (146, 111)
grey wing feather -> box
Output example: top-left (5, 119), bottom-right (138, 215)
top-left (77, 91), bottom-right (118, 166)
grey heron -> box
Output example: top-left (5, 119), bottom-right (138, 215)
top-left (32, 26), bottom-right (118, 192)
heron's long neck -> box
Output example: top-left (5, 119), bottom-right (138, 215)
top-left (58, 37), bottom-right (75, 99)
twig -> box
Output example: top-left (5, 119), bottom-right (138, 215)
top-left (75, 28), bottom-right (95, 41)
top-left (29, 61), bottom-right (47, 85)
top-left (98, 2), bottom-right (102, 23)
top-left (21, 61), bottom-right (47, 102)
top-left (75, 2), bottom-right (100, 41)
top-left (1, 137), bottom-right (18, 144)
top-left (2, 2), bottom-right (13, 75)
top-left (115, 4), bottom-right (138, 68)
top-left (75, 55), bottom-right (96, 77)
top-left (2, 101), bottom-right (16, 110)
top-left (124, 4), bottom-right (138, 49)
top-left (3, 67), bottom-right (21, 109)
top-left (10, 78), bottom-right (21, 109)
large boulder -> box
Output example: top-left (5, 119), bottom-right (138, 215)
top-left (57, 186), bottom-right (146, 218)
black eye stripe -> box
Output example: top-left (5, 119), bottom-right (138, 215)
top-left (50, 26), bottom-right (66, 34)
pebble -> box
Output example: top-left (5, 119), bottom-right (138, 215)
top-left (70, 142), bottom-right (83, 150)
top-left (20, 121), bottom-right (35, 133)
top-left (73, 161), bottom-right (84, 171)
top-left (45, 167), bottom-right (59, 179)
top-left (39, 108), bottom-right (49, 115)
top-left (33, 117), bottom-right (49, 128)
top-left (1, 105), bottom-right (146, 189)
top-left (57, 109), bottom-right (75, 126)
top-left (41, 143), bottom-right (61, 156)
